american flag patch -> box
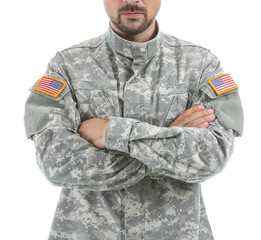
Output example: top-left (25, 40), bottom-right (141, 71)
top-left (33, 76), bottom-right (67, 98)
top-left (208, 74), bottom-right (238, 95)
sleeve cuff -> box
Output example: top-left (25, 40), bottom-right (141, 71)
top-left (105, 117), bottom-right (138, 154)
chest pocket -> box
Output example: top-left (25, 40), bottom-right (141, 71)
top-left (72, 80), bottom-right (119, 121)
top-left (152, 84), bottom-right (189, 127)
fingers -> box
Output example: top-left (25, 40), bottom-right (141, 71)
top-left (197, 122), bottom-right (209, 128)
top-left (169, 105), bottom-right (216, 128)
top-left (185, 109), bottom-right (215, 128)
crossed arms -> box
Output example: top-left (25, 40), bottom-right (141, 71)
top-left (27, 85), bottom-right (236, 190)
top-left (78, 105), bottom-right (216, 149)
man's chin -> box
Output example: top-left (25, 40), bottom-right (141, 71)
top-left (117, 21), bottom-right (147, 35)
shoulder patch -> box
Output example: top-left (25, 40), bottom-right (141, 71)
top-left (33, 76), bottom-right (67, 98)
top-left (208, 74), bottom-right (238, 96)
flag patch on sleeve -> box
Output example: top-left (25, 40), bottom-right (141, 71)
top-left (33, 76), bottom-right (67, 98)
top-left (208, 74), bottom-right (238, 95)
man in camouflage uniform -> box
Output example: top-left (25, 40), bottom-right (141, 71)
top-left (24, 0), bottom-right (243, 239)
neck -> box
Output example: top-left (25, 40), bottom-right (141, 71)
top-left (110, 20), bottom-right (157, 43)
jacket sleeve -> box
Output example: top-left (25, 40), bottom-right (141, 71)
top-left (105, 51), bottom-right (244, 183)
top-left (24, 53), bottom-right (148, 191)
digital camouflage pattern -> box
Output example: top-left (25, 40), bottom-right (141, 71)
top-left (24, 26), bottom-right (243, 240)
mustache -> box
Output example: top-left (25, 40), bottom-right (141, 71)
top-left (119, 4), bottom-right (147, 13)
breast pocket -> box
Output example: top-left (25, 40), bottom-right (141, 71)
top-left (72, 80), bottom-right (119, 121)
top-left (153, 84), bottom-right (189, 127)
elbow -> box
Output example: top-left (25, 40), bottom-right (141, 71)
top-left (37, 160), bottom-right (67, 187)
top-left (188, 150), bottom-right (230, 183)
top-left (35, 149), bottom-right (76, 187)
top-left (182, 165), bottom-right (224, 184)
top-left (195, 162), bottom-right (225, 183)
top-left (191, 129), bottom-right (234, 183)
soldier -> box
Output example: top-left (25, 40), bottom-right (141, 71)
top-left (24, 0), bottom-right (243, 239)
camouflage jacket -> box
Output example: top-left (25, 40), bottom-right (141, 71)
top-left (24, 26), bottom-right (243, 240)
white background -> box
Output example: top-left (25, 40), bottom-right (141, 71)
top-left (1, 0), bottom-right (260, 239)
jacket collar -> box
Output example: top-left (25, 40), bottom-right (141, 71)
top-left (106, 22), bottom-right (160, 59)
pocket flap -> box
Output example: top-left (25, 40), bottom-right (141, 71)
top-left (71, 79), bottom-right (117, 90)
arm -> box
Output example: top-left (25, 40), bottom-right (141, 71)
top-left (24, 53), bottom-right (148, 191)
top-left (103, 52), bottom-right (243, 183)
top-left (105, 115), bottom-right (235, 183)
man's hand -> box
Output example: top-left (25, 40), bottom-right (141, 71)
top-left (78, 118), bottom-right (109, 149)
top-left (169, 105), bottom-right (215, 128)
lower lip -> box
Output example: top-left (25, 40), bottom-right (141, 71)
top-left (122, 13), bottom-right (143, 18)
